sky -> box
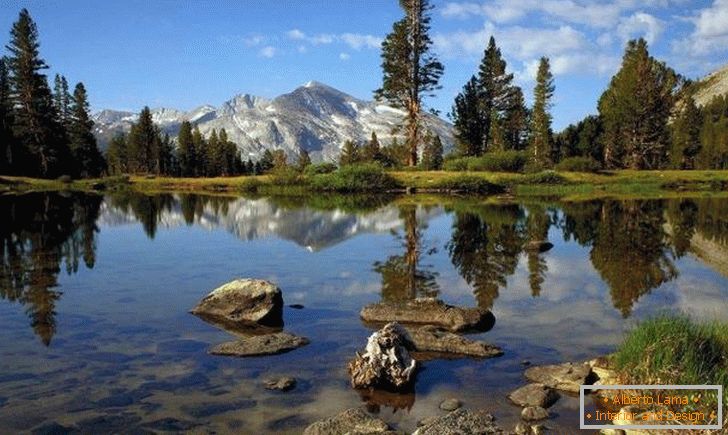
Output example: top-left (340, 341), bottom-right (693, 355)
top-left (1, 0), bottom-right (727, 130)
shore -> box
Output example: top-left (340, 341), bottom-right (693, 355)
top-left (2, 169), bottom-right (728, 200)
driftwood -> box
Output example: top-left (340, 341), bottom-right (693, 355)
top-left (348, 322), bottom-right (417, 389)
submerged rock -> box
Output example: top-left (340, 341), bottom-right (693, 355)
top-left (439, 398), bottom-right (462, 411)
top-left (521, 406), bottom-right (549, 421)
top-left (360, 298), bottom-right (493, 332)
top-left (209, 332), bottom-right (309, 357)
top-left (409, 325), bottom-right (503, 359)
top-left (524, 362), bottom-right (594, 393)
top-left (302, 408), bottom-right (392, 435)
top-left (508, 383), bottom-right (560, 408)
top-left (264, 376), bottom-right (297, 392)
top-left (412, 409), bottom-right (504, 435)
top-left (191, 279), bottom-right (283, 327)
top-left (348, 322), bottom-right (417, 389)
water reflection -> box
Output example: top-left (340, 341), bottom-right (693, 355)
top-left (0, 192), bottom-right (102, 345)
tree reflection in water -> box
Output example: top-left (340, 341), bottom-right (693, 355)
top-left (0, 193), bottom-right (102, 345)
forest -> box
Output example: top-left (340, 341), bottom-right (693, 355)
top-left (1, 5), bottom-right (727, 181)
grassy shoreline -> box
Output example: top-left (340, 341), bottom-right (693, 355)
top-left (3, 169), bottom-right (728, 200)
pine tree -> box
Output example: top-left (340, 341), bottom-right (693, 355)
top-left (421, 132), bottom-right (443, 170)
top-left (528, 57), bottom-right (555, 167)
top-left (259, 149), bottom-right (274, 173)
top-left (339, 139), bottom-right (360, 166)
top-left (297, 147), bottom-right (311, 171)
top-left (451, 75), bottom-right (485, 156)
top-left (6, 9), bottom-right (68, 177)
top-left (375, 0), bottom-right (443, 166)
top-left (177, 121), bottom-right (195, 176)
top-left (127, 106), bottom-right (158, 173)
top-left (272, 149), bottom-right (287, 170)
top-left (478, 36), bottom-right (515, 152)
top-left (362, 131), bottom-right (382, 162)
top-left (106, 133), bottom-right (127, 174)
top-left (598, 39), bottom-right (678, 169)
top-left (671, 95), bottom-right (702, 169)
top-left (52, 74), bottom-right (71, 128)
top-left (206, 129), bottom-right (221, 176)
top-left (0, 57), bottom-right (14, 173)
top-left (503, 87), bottom-right (529, 150)
top-left (68, 82), bottom-right (104, 177)
top-left (191, 126), bottom-right (205, 176)
top-left (486, 109), bottom-right (506, 152)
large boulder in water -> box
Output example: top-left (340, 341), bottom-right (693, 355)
top-left (208, 332), bottom-right (309, 357)
top-left (360, 298), bottom-right (493, 332)
top-left (348, 322), bottom-right (417, 389)
top-left (408, 325), bottom-right (503, 359)
top-left (524, 362), bottom-right (594, 393)
top-left (413, 409), bottom-right (505, 435)
top-left (191, 279), bottom-right (283, 327)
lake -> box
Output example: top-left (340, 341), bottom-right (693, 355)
top-left (1, 192), bottom-right (727, 434)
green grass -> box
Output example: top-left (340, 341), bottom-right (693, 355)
top-left (614, 315), bottom-right (728, 387)
top-left (4, 169), bottom-right (728, 200)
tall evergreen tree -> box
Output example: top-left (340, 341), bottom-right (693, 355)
top-left (478, 36), bottom-right (515, 152)
top-left (451, 75), bottom-right (485, 156)
top-left (339, 139), bottom-right (360, 166)
top-left (191, 126), bottom-right (205, 176)
top-left (671, 95), bottom-right (702, 169)
top-left (486, 109), bottom-right (506, 152)
top-left (259, 149), bottom-right (274, 173)
top-left (6, 9), bottom-right (68, 177)
top-left (421, 132), bottom-right (443, 170)
top-left (362, 131), bottom-right (382, 162)
top-left (529, 57), bottom-right (555, 167)
top-left (375, 0), bottom-right (443, 166)
top-left (0, 57), bottom-right (14, 173)
top-left (106, 133), bottom-right (127, 174)
top-left (52, 74), bottom-right (71, 128)
top-left (598, 38), bottom-right (678, 169)
top-left (503, 87), bottom-right (529, 150)
top-left (127, 106), bottom-right (157, 173)
top-left (177, 121), bottom-right (195, 176)
top-left (68, 82), bottom-right (104, 177)
top-left (297, 147), bottom-right (311, 171)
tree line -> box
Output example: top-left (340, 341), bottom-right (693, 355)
top-left (1, 9), bottom-right (105, 178)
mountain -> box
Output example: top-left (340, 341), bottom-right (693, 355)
top-left (693, 64), bottom-right (728, 107)
top-left (93, 81), bottom-right (454, 162)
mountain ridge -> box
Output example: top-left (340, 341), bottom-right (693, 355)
top-left (93, 82), bottom-right (454, 162)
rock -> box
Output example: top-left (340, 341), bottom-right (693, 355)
top-left (508, 384), bottom-right (560, 408)
top-left (408, 326), bottom-right (503, 359)
top-left (588, 356), bottom-right (619, 386)
top-left (348, 322), bottom-right (417, 389)
top-left (524, 241), bottom-right (553, 253)
top-left (289, 304), bottom-right (304, 309)
top-left (514, 422), bottom-right (531, 435)
top-left (521, 406), bottom-right (549, 421)
top-left (521, 360), bottom-right (531, 366)
top-left (191, 279), bottom-right (283, 327)
top-left (360, 298), bottom-right (493, 332)
top-left (439, 398), bottom-right (462, 411)
top-left (524, 362), bottom-right (594, 393)
top-left (264, 376), bottom-right (297, 392)
top-left (302, 408), bottom-right (391, 435)
top-left (209, 332), bottom-right (309, 357)
top-left (531, 424), bottom-right (545, 435)
top-left (417, 416), bottom-right (439, 427)
top-left (412, 409), bottom-right (504, 435)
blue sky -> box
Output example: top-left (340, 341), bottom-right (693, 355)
top-left (2, 0), bottom-right (727, 130)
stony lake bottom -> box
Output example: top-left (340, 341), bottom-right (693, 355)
top-left (0, 192), bottom-right (727, 434)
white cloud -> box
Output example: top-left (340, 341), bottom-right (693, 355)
top-left (259, 46), bottom-right (276, 58)
top-left (242, 35), bottom-right (264, 47)
top-left (441, 2), bottom-right (486, 19)
top-left (339, 52), bottom-right (351, 61)
top-left (285, 29), bottom-right (381, 50)
top-left (616, 12), bottom-right (664, 44)
top-left (674, 0), bottom-right (728, 56)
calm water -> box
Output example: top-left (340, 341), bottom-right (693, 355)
top-left (1, 192), bottom-right (727, 434)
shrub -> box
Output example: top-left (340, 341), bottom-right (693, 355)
top-left (469, 151), bottom-right (528, 172)
top-left (310, 163), bottom-right (400, 192)
top-left (432, 175), bottom-right (505, 194)
top-left (614, 315), bottom-right (728, 392)
top-left (443, 157), bottom-right (470, 171)
top-left (555, 156), bottom-right (602, 173)
top-left (270, 167), bottom-right (307, 186)
top-left (303, 162), bottom-right (337, 176)
top-left (519, 170), bottom-right (569, 184)
top-left (443, 151), bottom-right (528, 173)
